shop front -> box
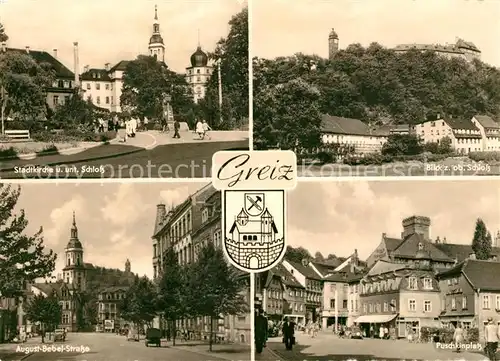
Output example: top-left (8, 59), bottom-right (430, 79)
top-left (305, 305), bottom-right (320, 323)
top-left (397, 317), bottom-right (441, 339)
top-left (353, 314), bottom-right (398, 338)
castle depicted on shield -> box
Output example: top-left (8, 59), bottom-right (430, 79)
top-left (225, 192), bottom-right (285, 271)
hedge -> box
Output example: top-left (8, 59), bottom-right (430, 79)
top-left (32, 130), bottom-right (117, 143)
top-left (469, 151), bottom-right (500, 162)
top-left (420, 326), bottom-right (479, 343)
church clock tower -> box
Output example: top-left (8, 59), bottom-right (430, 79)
top-left (62, 212), bottom-right (86, 291)
top-left (148, 5), bottom-right (165, 62)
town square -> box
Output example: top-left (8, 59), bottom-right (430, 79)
top-left (0, 0), bottom-right (249, 178)
top-left (0, 182), bottom-right (251, 360)
top-left (254, 180), bottom-right (500, 360)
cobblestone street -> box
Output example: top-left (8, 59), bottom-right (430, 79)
top-left (257, 332), bottom-right (490, 361)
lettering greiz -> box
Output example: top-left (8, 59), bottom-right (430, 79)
top-left (217, 154), bottom-right (294, 188)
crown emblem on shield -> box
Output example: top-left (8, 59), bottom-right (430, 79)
top-left (224, 190), bottom-right (286, 272)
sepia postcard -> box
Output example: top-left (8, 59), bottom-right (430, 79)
top-left (252, 0), bottom-right (500, 177)
top-left (0, 182), bottom-right (252, 360)
top-left (0, 0), bottom-right (249, 179)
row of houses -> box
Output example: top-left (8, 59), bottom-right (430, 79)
top-left (151, 184), bottom-right (251, 344)
top-left (256, 215), bottom-right (500, 342)
top-left (320, 114), bottom-right (500, 155)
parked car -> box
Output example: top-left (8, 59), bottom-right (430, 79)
top-left (348, 326), bottom-right (363, 339)
top-left (145, 328), bottom-right (161, 347)
top-left (54, 329), bottom-right (66, 342)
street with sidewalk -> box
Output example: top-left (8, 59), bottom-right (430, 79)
top-left (0, 130), bottom-right (248, 178)
top-left (0, 332), bottom-right (251, 361)
top-left (257, 331), bottom-right (490, 361)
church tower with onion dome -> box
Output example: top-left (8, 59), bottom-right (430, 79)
top-left (148, 5), bottom-right (165, 63)
top-left (185, 30), bottom-right (213, 103)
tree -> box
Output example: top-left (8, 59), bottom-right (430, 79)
top-left (314, 252), bottom-right (325, 262)
top-left (254, 78), bottom-right (322, 150)
top-left (202, 7), bottom-right (248, 129)
top-left (119, 276), bottom-right (157, 331)
top-left (120, 55), bottom-right (195, 123)
top-left (381, 134), bottom-right (423, 156)
top-left (285, 246), bottom-right (313, 263)
top-left (0, 51), bottom-right (55, 134)
top-left (24, 294), bottom-right (62, 343)
top-left (51, 92), bottom-right (96, 131)
top-left (472, 218), bottom-right (492, 260)
top-left (156, 247), bottom-right (187, 346)
top-left (189, 243), bottom-right (248, 351)
top-left (0, 185), bottom-right (57, 298)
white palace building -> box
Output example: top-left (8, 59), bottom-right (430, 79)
top-left (80, 5), bottom-right (213, 112)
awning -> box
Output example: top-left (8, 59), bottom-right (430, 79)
top-left (354, 314), bottom-right (398, 324)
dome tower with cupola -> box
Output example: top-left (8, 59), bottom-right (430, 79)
top-left (328, 28), bottom-right (339, 60)
top-left (62, 212), bottom-right (87, 291)
top-left (148, 5), bottom-right (165, 63)
top-left (185, 30), bottom-right (213, 103)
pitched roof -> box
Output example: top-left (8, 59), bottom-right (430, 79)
top-left (440, 260), bottom-right (500, 291)
top-left (383, 237), bottom-right (403, 252)
top-left (435, 243), bottom-right (500, 263)
top-left (285, 259), bottom-right (323, 280)
top-left (392, 234), bottom-right (453, 262)
top-left (367, 260), bottom-right (407, 276)
top-left (321, 114), bottom-right (373, 136)
top-left (5, 47), bottom-right (74, 79)
top-left (32, 282), bottom-right (64, 296)
top-left (100, 285), bottom-right (129, 293)
top-left (443, 118), bottom-right (479, 131)
top-left (109, 60), bottom-right (130, 72)
top-left (81, 68), bottom-right (111, 81)
top-left (474, 115), bottom-right (500, 129)
top-left (230, 219), bottom-right (277, 234)
top-left (272, 263), bottom-right (304, 288)
top-left (311, 261), bottom-right (342, 276)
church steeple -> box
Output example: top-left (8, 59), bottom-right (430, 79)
top-left (125, 259), bottom-right (131, 273)
top-left (149, 4), bottom-right (165, 62)
top-left (71, 211), bottom-right (78, 239)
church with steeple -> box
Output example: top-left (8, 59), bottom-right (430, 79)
top-left (62, 212), bottom-right (87, 290)
top-left (80, 4), bottom-right (214, 111)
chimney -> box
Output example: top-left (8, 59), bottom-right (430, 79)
top-left (25, 46), bottom-right (30, 54)
top-left (1, 42), bottom-right (6, 52)
top-left (105, 63), bottom-right (110, 71)
top-left (443, 237), bottom-right (447, 244)
top-left (53, 48), bottom-right (58, 58)
top-left (73, 42), bottom-right (80, 87)
top-left (436, 113), bottom-right (441, 120)
top-left (435, 236), bottom-right (440, 244)
top-left (382, 233), bottom-right (387, 239)
top-left (154, 204), bottom-right (167, 234)
top-left (83, 65), bottom-right (89, 73)
top-left (401, 216), bottom-right (431, 241)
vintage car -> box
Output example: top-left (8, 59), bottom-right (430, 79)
top-left (145, 328), bottom-right (161, 347)
top-left (348, 326), bottom-right (363, 339)
top-left (54, 329), bottom-right (66, 342)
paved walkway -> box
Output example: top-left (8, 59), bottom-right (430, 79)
top-left (170, 340), bottom-right (251, 361)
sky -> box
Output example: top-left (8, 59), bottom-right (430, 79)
top-left (9, 181), bottom-right (208, 280)
top-left (0, 0), bottom-right (245, 73)
top-left (289, 180), bottom-right (500, 260)
top-left (252, 0), bottom-right (500, 67)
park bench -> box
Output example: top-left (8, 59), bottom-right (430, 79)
top-left (4, 129), bottom-right (31, 141)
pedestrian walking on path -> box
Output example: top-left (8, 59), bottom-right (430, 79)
top-left (202, 119), bottom-right (211, 140)
top-left (255, 308), bottom-right (267, 354)
top-left (173, 119), bottom-right (180, 138)
top-left (196, 119), bottom-right (204, 139)
top-left (453, 323), bottom-right (464, 352)
top-left (282, 317), bottom-right (295, 351)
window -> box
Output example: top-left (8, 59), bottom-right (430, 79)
top-left (408, 299), bottom-right (416, 312)
top-left (106, 96), bottom-right (110, 104)
top-left (408, 277), bottom-right (418, 290)
top-left (383, 302), bottom-right (388, 312)
top-left (483, 295), bottom-right (490, 309)
top-left (197, 76), bottom-right (201, 82)
top-left (96, 96), bottom-right (101, 104)
top-left (424, 300), bottom-right (431, 312)
top-left (390, 299), bottom-right (396, 311)
top-left (86, 83), bottom-right (90, 90)
top-left (496, 296), bottom-right (500, 310)
top-left (53, 96), bottom-right (59, 105)
top-left (330, 299), bottom-right (335, 309)
top-left (463, 296), bottom-right (468, 310)
top-left (197, 69), bottom-right (201, 74)
top-left (423, 278), bottom-right (432, 290)
top-left (350, 300), bottom-right (354, 312)
top-left (368, 303), bottom-right (373, 313)
top-left (343, 300), bottom-right (348, 309)
top-left (376, 302), bottom-right (381, 313)
top-left (96, 83), bottom-right (100, 90)
top-left (330, 284), bottom-right (336, 292)
top-left (451, 297), bottom-right (456, 310)
top-left (62, 314), bottom-right (69, 324)
top-left (105, 84), bottom-right (109, 90)
top-left (363, 303), bottom-right (367, 314)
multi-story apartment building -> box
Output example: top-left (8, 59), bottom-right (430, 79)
top-left (152, 185), bottom-right (250, 344)
top-left (97, 286), bottom-right (128, 333)
top-left (259, 268), bottom-right (284, 321)
top-left (415, 116), bottom-right (486, 154)
top-left (282, 259), bottom-right (323, 323)
top-left (0, 41), bottom-right (77, 111)
top-left (437, 258), bottom-right (500, 342)
top-left (358, 252), bottom-right (441, 339)
top-left (471, 115), bottom-right (500, 151)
